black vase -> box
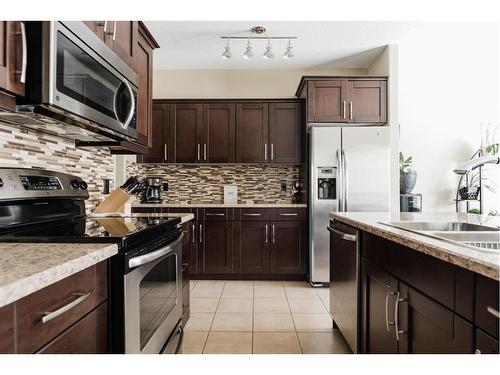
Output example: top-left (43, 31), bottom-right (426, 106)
top-left (400, 171), bottom-right (417, 194)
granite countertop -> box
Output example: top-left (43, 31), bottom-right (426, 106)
top-left (330, 212), bottom-right (500, 280)
top-left (0, 243), bottom-right (118, 308)
top-left (133, 202), bottom-right (307, 208)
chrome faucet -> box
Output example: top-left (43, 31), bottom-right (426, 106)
top-left (453, 156), bottom-right (500, 175)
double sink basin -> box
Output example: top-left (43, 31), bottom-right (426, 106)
top-left (381, 221), bottom-right (500, 253)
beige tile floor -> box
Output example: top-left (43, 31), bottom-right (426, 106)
top-left (182, 280), bottom-right (352, 354)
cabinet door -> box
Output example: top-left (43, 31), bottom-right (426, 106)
top-left (269, 102), bottom-right (302, 163)
top-left (169, 103), bottom-right (202, 163)
top-left (105, 21), bottom-right (137, 70)
top-left (270, 221), bottom-right (306, 274)
top-left (476, 329), bottom-right (499, 354)
top-left (202, 103), bottom-right (235, 163)
top-left (236, 103), bottom-right (269, 163)
top-left (141, 104), bottom-right (167, 163)
top-left (0, 304), bottom-right (15, 353)
top-left (361, 258), bottom-right (398, 354)
top-left (38, 303), bottom-right (108, 354)
top-left (135, 26), bottom-right (154, 147)
top-left (200, 220), bottom-right (233, 274)
top-left (0, 21), bottom-right (26, 97)
top-left (307, 80), bottom-right (347, 122)
top-left (347, 80), bottom-right (387, 123)
top-left (235, 221), bottom-right (270, 274)
top-left (189, 221), bottom-right (199, 275)
top-left (397, 283), bottom-right (474, 354)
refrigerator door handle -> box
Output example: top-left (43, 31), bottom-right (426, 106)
top-left (342, 149), bottom-right (348, 212)
top-left (336, 149), bottom-right (342, 212)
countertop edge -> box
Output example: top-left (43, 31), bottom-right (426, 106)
top-left (133, 203), bottom-right (307, 208)
top-left (0, 244), bottom-right (118, 308)
top-left (330, 213), bottom-right (500, 281)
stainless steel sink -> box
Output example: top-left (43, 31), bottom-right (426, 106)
top-left (379, 221), bottom-right (500, 253)
top-left (385, 221), bottom-right (499, 232)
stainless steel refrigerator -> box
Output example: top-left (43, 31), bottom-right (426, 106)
top-left (309, 125), bottom-right (390, 286)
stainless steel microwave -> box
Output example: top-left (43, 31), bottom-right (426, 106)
top-left (16, 21), bottom-right (138, 142)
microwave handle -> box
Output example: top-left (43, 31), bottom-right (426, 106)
top-left (113, 79), bottom-right (136, 130)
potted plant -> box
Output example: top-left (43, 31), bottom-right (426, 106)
top-left (458, 172), bottom-right (481, 200)
top-left (400, 152), bottom-right (417, 194)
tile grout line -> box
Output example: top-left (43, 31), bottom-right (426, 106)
top-left (283, 281), bottom-right (303, 354)
top-left (201, 280), bottom-right (225, 354)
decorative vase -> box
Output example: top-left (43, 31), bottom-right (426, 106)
top-left (458, 186), bottom-right (480, 200)
top-left (400, 171), bottom-right (417, 194)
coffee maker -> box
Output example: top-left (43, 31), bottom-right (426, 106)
top-left (143, 176), bottom-right (162, 203)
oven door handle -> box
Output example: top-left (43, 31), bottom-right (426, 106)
top-left (128, 234), bottom-right (183, 268)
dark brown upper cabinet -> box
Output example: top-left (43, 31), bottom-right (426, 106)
top-left (140, 103), bottom-right (169, 163)
top-left (202, 103), bottom-right (236, 163)
top-left (236, 103), bottom-right (269, 163)
top-left (0, 21), bottom-right (26, 103)
top-left (296, 76), bottom-right (387, 124)
top-left (170, 103), bottom-right (203, 163)
top-left (269, 102), bottom-right (302, 163)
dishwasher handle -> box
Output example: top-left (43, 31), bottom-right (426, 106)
top-left (328, 226), bottom-right (357, 242)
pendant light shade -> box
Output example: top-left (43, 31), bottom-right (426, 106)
top-left (263, 39), bottom-right (274, 59)
top-left (283, 40), bottom-right (295, 59)
top-left (221, 37), bottom-right (232, 60)
top-left (243, 39), bottom-right (255, 59)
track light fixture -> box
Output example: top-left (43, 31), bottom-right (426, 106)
top-left (221, 26), bottom-right (297, 60)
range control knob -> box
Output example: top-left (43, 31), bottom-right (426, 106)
top-left (79, 180), bottom-right (88, 190)
top-left (70, 179), bottom-right (81, 189)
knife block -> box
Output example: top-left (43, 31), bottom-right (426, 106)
top-left (93, 187), bottom-right (131, 214)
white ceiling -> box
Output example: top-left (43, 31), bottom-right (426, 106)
top-left (144, 21), bottom-right (421, 70)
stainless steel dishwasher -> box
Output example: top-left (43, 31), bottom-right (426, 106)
top-left (328, 220), bottom-right (359, 353)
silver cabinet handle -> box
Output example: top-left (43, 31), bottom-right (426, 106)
top-left (487, 306), bottom-right (500, 319)
top-left (197, 144), bottom-right (201, 161)
top-left (385, 286), bottom-right (395, 332)
top-left (112, 20), bottom-right (117, 41)
top-left (279, 213), bottom-right (298, 216)
top-left (204, 144), bottom-right (207, 161)
top-left (265, 224), bottom-right (269, 243)
top-left (103, 21), bottom-right (108, 33)
top-left (192, 224), bottom-right (196, 244)
top-left (19, 22), bottom-right (27, 84)
top-left (164, 144), bottom-right (167, 161)
top-left (349, 101), bottom-right (353, 120)
top-left (271, 144), bottom-right (274, 161)
top-left (199, 224), bottom-right (203, 243)
top-left (42, 291), bottom-right (91, 324)
top-left (243, 213), bottom-right (261, 216)
top-left (206, 213), bottom-right (224, 216)
top-left (264, 143), bottom-right (268, 161)
top-left (272, 224), bottom-right (275, 243)
top-left (331, 228), bottom-right (357, 242)
top-left (394, 291), bottom-right (407, 342)
top-left (129, 234), bottom-right (183, 268)
top-left (343, 100), bottom-right (346, 119)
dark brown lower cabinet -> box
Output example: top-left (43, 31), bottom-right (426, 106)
top-left (270, 221), bottom-right (306, 274)
top-left (200, 220), bottom-right (234, 274)
top-left (235, 221), bottom-right (270, 273)
top-left (0, 304), bottom-right (15, 353)
top-left (476, 329), bottom-right (499, 354)
top-left (37, 302), bottom-right (108, 354)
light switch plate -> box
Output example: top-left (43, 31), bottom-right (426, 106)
top-left (223, 185), bottom-right (238, 205)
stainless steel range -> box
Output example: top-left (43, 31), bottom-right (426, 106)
top-left (0, 168), bottom-right (184, 354)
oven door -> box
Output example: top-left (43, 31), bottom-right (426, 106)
top-left (49, 22), bottom-right (138, 140)
top-left (124, 234), bottom-right (183, 354)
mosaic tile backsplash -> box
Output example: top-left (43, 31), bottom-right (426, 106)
top-left (127, 163), bottom-right (306, 204)
top-left (0, 123), bottom-right (114, 211)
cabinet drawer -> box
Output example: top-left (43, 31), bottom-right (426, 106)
top-left (16, 262), bottom-right (108, 353)
top-left (37, 303), bottom-right (108, 354)
top-left (202, 208), bottom-right (233, 221)
top-left (237, 208), bottom-right (272, 221)
top-left (476, 275), bottom-right (499, 339)
top-left (276, 208), bottom-right (306, 221)
top-left (0, 304), bottom-right (15, 353)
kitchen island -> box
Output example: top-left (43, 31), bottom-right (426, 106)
top-left (329, 212), bottom-right (499, 354)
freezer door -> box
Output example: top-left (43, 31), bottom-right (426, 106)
top-left (309, 126), bottom-right (342, 285)
top-left (341, 127), bottom-right (390, 212)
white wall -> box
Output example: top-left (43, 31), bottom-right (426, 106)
top-left (397, 22), bottom-right (499, 212)
top-left (153, 68), bottom-right (366, 98)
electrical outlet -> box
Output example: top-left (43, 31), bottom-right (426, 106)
top-left (163, 182), bottom-right (169, 192)
top-left (280, 181), bottom-right (287, 193)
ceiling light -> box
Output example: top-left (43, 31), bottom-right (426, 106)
top-left (263, 39), bottom-right (274, 59)
top-left (243, 39), bottom-right (255, 59)
top-left (221, 37), bottom-right (232, 60)
top-left (283, 40), bottom-right (295, 59)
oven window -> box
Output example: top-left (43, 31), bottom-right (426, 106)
top-left (56, 31), bottom-right (119, 119)
top-left (139, 253), bottom-right (178, 349)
